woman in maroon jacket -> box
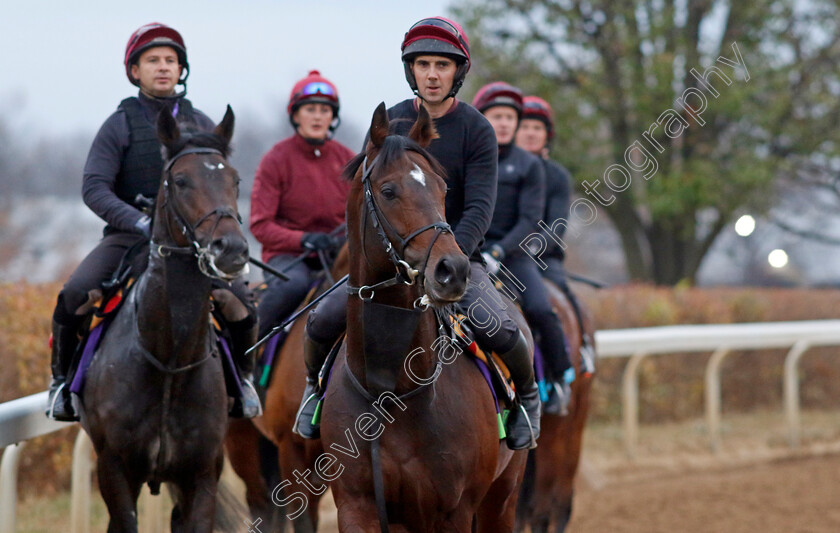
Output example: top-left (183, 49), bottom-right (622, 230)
top-left (250, 70), bottom-right (354, 338)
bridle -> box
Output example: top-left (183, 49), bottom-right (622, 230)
top-left (152, 146), bottom-right (247, 281)
top-left (347, 150), bottom-right (452, 302)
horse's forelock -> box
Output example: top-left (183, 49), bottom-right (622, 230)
top-left (164, 129), bottom-right (232, 161)
top-left (342, 152), bottom-right (367, 182)
top-left (343, 133), bottom-right (446, 183)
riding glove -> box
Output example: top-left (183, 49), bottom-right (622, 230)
top-left (301, 232), bottom-right (335, 251)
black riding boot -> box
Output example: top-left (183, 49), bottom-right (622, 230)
top-left (46, 319), bottom-right (80, 422)
top-left (293, 333), bottom-right (332, 439)
top-left (498, 332), bottom-right (541, 450)
top-left (534, 312), bottom-right (572, 417)
top-left (228, 316), bottom-right (262, 418)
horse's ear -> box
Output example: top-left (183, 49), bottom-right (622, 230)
top-left (157, 107), bottom-right (180, 149)
top-left (409, 104), bottom-right (438, 148)
top-left (368, 102), bottom-right (389, 149)
top-left (214, 105), bottom-right (235, 146)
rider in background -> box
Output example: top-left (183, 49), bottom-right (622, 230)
top-left (474, 82), bottom-right (573, 416)
top-left (516, 95), bottom-right (595, 379)
top-left (47, 23), bottom-right (260, 421)
top-left (250, 70), bottom-right (353, 340)
top-left (296, 16), bottom-right (542, 450)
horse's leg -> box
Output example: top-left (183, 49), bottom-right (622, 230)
top-left (277, 438), bottom-right (318, 533)
top-left (224, 420), bottom-right (275, 523)
top-left (474, 450), bottom-right (527, 533)
top-left (171, 456), bottom-right (223, 533)
top-left (334, 492), bottom-right (383, 533)
top-left (97, 452), bottom-right (143, 533)
top-left (551, 497), bottom-right (573, 533)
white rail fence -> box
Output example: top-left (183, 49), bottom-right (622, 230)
top-left (2, 319), bottom-right (840, 532)
top-left (595, 319), bottom-right (840, 456)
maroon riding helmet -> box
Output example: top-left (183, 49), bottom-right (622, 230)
top-left (522, 95), bottom-right (555, 141)
top-left (472, 81), bottom-right (524, 119)
top-left (401, 16), bottom-right (471, 98)
top-left (286, 70), bottom-right (341, 133)
top-left (124, 22), bottom-right (189, 88)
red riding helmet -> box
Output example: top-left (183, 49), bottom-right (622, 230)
top-left (287, 70), bottom-right (341, 132)
top-left (124, 23), bottom-right (189, 87)
top-left (401, 16), bottom-right (471, 98)
top-left (522, 96), bottom-right (555, 141)
top-left (472, 82), bottom-right (523, 118)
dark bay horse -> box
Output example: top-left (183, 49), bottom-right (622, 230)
top-left (320, 103), bottom-right (528, 531)
top-left (80, 106), bottom-right (247, 533)
top-left (516, 280), bottom-right (595, 533)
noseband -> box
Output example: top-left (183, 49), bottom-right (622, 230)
top-left (153, 146), bottom-right (246, 281)
top-left (347, 152), bottom-right (452, 302)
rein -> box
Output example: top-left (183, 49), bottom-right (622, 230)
top-left (152, 146), bottom-right (245, 281)
top-left (346, 153), bottom-right (452, 301)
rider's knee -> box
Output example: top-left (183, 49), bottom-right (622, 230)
top-left (306, 302), bottom-right (344, 346)
top-left (54, 289), bottom-right (98, 323)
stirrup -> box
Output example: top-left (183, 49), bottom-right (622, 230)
top-left (543, 381), bottom-right (570, 417)
top-left (292, 383), bottom-right (321, 439)
top-left (519, 403), bottom-right (538, 449)
top-left (46, 382), bottom-right (79, 422)
top-left (506, 403), bottom-right (538, 450)
top-left (230, 378), bottom-right (263, 419)
top-left (580, 336), bottom-right (596, 376)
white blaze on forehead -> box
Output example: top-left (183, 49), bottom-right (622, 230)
top-left (410, 164), bottom-right (426, 186)
top-left (203, 162), bottom-right (226, 171)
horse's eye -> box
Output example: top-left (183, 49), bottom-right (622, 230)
top-left (174, 176), bottom-right (189, 188)
top-left (380, 186), bottom-right (397, 200)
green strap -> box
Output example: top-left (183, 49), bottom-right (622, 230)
top-left (311, 399), bottom-right (323, 425)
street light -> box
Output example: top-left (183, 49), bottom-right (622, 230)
top-left (735, 215), bottom-right (756, 237)
top-left (768, 249), bottom-right (788, 268)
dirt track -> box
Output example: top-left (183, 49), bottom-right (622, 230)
top-left (314, 453), bottom-right (840, 532)
top-left (567, 453), bottom-right (840, 533)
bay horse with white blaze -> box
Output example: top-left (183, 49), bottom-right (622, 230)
top-left (80, 106), bottom-right (246, 533)
top-left (320, 103), bottom-right (528, 532)
top-left (516, 279), bottom-right (595, 532)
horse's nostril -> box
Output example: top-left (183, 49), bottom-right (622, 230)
top-left (434, 258), bottom-right (456, 285)
top-left (210, 237), bottom-right (228, 254)
top-left (211, 235), bottom-right (248, 257)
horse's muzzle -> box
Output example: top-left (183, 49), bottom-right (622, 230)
top-left (426, 252), bottom-right (470, 303)
top-left (207, 234), bottom-right (249, 277)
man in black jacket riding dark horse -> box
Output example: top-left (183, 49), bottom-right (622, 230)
top-left (46, 22), bottom-right (260, 421)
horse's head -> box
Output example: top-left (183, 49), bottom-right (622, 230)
top-left (154, 106), bottom-right (249, 281)
top-left (347, 102), bottom-right (470, 304)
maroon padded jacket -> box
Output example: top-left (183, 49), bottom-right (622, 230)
top-left (250, 134), bottom-right (354, 262)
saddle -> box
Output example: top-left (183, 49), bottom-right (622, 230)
top-left (67, 240), bottom-right (148, 394)
top-left (309, 307), bottom-right (517, 440)
top-left (65, 241), bottom-right (243, 399)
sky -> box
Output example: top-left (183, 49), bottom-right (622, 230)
top-left (0, 0), bottom-right (452, 139)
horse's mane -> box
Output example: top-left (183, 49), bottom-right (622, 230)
top-left (343, 128), bottom-right (447, 183)
top-left (163, 125), bottom-right (232, 160)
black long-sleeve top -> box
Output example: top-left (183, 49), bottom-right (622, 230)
top-left (387, 99), bottom-right (498, 259)
top-left (541, 157), bottom-right (573, 258)
top-left (485, 144), bottom-right (546, 257)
